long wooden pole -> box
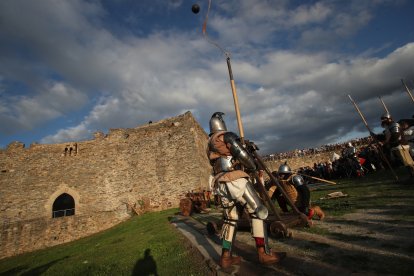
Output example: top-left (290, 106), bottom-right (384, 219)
top-left (401, 79), bottom-right (414, 103)
top-left (297, 173), bottom-right (337, 185)
top-left (348, 95), bottom-right (399, 181)
top-left (251, 149), bottom-right (309, 225)
top-left (226, 57), bottom-right (245, 142)
top-left (379, 96), bottom-right (390, 114)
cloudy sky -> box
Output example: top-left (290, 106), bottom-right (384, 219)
top-left (1, 0), bottom-right (413, 154)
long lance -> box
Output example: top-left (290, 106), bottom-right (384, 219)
top-left (226, 57), bottom-right (245, 143)
top-left (401, 79), bottom-right (414, 103)
top-left (348, 95), bottom-right (399, 181)
top-left (289, 169), bottom-right (337, 185)
top-left (379, 96), bottom-right (390, 114)
top-left (248, 144), bottom-right (309, 225)
top-left (297, 173), bottom-right (337, 185)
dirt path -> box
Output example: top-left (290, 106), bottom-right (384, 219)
top-left (236, 206), bottom-right (414, 275)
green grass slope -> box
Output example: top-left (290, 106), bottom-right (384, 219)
top-left (0, 209), bottom-right (211, 276)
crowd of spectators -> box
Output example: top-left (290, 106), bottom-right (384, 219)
top-left (262, 136), bottom-right (390, 180)
top-left (262, 114), bottom-right (414, 181)
top-left (263, 136), bottom-right (372, 161)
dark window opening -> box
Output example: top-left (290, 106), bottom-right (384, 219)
top-left (52, 193), bottom-right (75, 218)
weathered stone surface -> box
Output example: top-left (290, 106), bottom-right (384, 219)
top-left (0, 110), bottom-right (340, 259)
top-left (0, 111), bottom-right (212, 259)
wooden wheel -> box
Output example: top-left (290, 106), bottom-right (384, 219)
top-left (269, 221), bottom-right (290, 238)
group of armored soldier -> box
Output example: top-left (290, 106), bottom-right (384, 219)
top-left (207, 112), bottom-right (326, 268)
top-left (372, 113), bottom-right (414, 177)
top-left (338, 113), bottom-right (414, 178)
top-left (295, 113), bottom-right (414, 180)
top-left (205, 110), bottom-right (413, 269)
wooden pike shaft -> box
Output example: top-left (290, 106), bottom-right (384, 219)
top-left (348, 94), bottom-right (399, 181)
top-left (252, 150), bottom-right (308, 224)
top-left (298, 173), bottom-right (336, 185)
top-left (226, 57), bottom-right (245, 142)
top-left (401, 79), bottom-right (414, 103)
top-left (379, 97), bottom-right (389, 114)
top-left (348, 95), bottom-right (372, 132)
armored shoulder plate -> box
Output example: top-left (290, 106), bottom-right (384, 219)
top-left (292, 175), bottom-right (305, 187)
top-left (389, 122), bottom-right (400, 134)
top-left (223, 132), bottom-right (256, 170)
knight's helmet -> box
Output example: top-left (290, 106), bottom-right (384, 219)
top-left (381, 112), bottom-right (392, 127)
top-left (278, 161), bottom-right (292, 174)
top-left (381, 112), bottom-right (392, 121)
top-left (209, 112), bottom-right (227, 135)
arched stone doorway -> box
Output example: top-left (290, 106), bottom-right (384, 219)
top-left (52, 193), bottom-right (75, 218)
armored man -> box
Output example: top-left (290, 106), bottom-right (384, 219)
top-left (207, 112), bottom-right (286, 268)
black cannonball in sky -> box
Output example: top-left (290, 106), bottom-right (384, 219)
top-left (192, 4), bottom-right (200, 14)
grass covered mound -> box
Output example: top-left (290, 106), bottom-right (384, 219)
top-left (0, 209), bottom-right (212, 276)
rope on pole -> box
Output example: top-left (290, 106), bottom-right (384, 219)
top-left (201, 0), bottom-right (244, 140)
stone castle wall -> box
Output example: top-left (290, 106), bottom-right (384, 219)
top-left (0, 111), bottom-right (212, 259)
top-left (0, 109), bottom-right (340, 260)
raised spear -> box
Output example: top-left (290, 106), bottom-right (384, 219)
top-left (379, 96), bottom-right (390, 114)
top-left (401, 79), bottom-right (414, 103)
top-left (297, 173), bottom-right (337, 185)
top-left (348, 95), bottom-right (399, 181)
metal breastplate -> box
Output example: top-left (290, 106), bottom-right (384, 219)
top-left (213, 156), bottom-right (234, 174)
top-left (388, 123), bottom-right (401, 147)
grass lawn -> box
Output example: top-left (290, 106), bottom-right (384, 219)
top-left (295, 168), bottom-right (414, 275)
top-left (0, 209), bottom-right (212, 276)
top-left (310, 167), bottom-right (414, 218)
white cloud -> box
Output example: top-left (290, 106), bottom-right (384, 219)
top-left (289, 2), bottom-right (331, 26)
top-left (1, 0), bottom-right (413, 154)
top-left (41, 123), bottom-right (90, 144)
top-left (0, 81), bottom-right (87, 133)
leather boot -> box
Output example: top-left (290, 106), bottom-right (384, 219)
top-left (219, 249), bottom-right (241, 268)
top-left (257, 246), bottom-right (286, 265)
top-left (312, 206), bottom-right (325, 220)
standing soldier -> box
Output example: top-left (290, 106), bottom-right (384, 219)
top-left (269, 162), bottom-right (325, 220)
top-left (207, 112), bottom-right (286, 268)
top-left (378, 113), bottom-right (414, 178)
top-left (341, 142), bottom-right (364, 177)
top-left (399, 119), bottom-right (414, 158)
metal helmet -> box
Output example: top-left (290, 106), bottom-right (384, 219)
top-left (278, 162), bottom-right (292, 174)
top-left (381, 113), bottom-right (392, 121)
top-left (347, 142), bottom-right (353, 147)
top-left (209, 112), bottom-right (227, 134)
top-left (381, 112), bottom-right (392, 127)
